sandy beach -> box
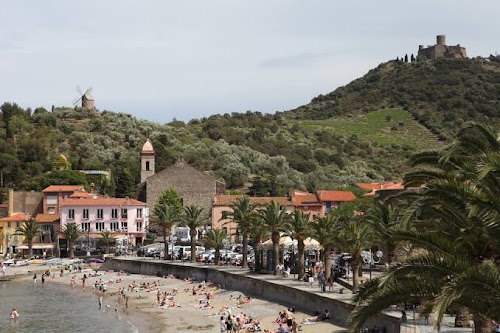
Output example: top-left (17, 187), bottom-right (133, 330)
top-left (25, 265), bottom-right (345, 333)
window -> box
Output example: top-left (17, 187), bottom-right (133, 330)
top-left (137, 208), bottom-right (143, 219)
top-left (95, 222), bottom-right (105, 232)
top-left (7, 222), bottom-right (11, 228)
top-left (82, 209), bottom-right (89, 219)
top-left (46, 195), bottom-right (58, 205)
top-left (146, 161), bottom-right (150, 171)
top-left (121, 222), bottom-right (128, 231)
top-left (110, 222), bottom-right (119, 231)
top-left (48, 207), bottom-right (55, 214)
top-left (97, 209), bottom-right (103, 219)
top-left (68, 209), bottom-right (75, 219)
top-left (136, 222), bottom-right (142, 232)
top-left (81, 222), bottom-right (91, 232)
top-left (121, 208), bottom-right (128, 219)
top-left (111, 209), bottom-right (118, 219)
top-left (16, 222), bottom-right (20, 228)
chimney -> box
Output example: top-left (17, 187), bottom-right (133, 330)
top-left (8, 188), bottom-right (14, 217)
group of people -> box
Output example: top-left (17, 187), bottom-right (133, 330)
top-left (220, 313), bottom-right (262, 332)
top-left (275, 264), bottom-right (291, 278)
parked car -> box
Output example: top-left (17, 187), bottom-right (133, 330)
top-left (14, 259), bottom-right (30, 267)
top-left (85, 258), bottom-right (104, 264)
top-left (2, 259), bottom-right (16, 266)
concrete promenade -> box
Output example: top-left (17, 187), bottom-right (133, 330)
top-left (104, 257), bottom-right (402, 333)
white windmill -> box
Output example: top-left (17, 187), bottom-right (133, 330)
top-left (73, 85), bottom-right (95, 110)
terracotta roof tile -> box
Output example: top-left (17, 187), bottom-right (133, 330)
top-left (355, 182), bottom-right (404, 191)
top-left (293, 192), bottom-right (321, 206)
top-left (0, 213), bottom-right (29, 222)
top-left (69, 192), bottom-right (94, 198)
top-left (317, 190), bottom-right (356, 202)
top-left (42, 185), bottom-right (85, 193)
top-left (35, 214), bottom-right (60, 223)
top-left (213, 195), bottom-right (292, 207)
top-left (61, 197), bottom-right (146, 207)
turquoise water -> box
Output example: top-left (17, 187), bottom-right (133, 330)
top-left (0, 281), bottom-right (140, 333)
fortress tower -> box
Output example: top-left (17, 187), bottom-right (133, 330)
top-left (140, 139), bottom-right (155, 183)
top-left (417, 35), bottom-right (467, 60)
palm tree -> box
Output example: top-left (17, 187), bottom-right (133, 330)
top-left (365, 201), bottom-right (402, 265)
top-left (348, 123), bottom-right (500, 333)
top-left (61, 223), bottom-right (82, 259)
top-left (204, 228), bottom-right (227, 265)
top-left (151, 203), bottom-right (178, 260)
top-left (312, 214), bottom-right (338, 280)
top-left (100, 230), bottom-right (116, 254)
top-left (222, 196), bottom-right (257, 269)
top-left (180, 204), bottom-right (209, 263)
top-left (16, 219), bottom-right (40, 259)
top-left (248, 218), bottom-right (269, 272)
top-left (335, 218), bottom-right (372, 292)
top-left (284, 210), bottom-right (312, 280)
top-left (348, 231), bottom-right (500, 333)
top-left (258, 201), bottom-right (290, 275)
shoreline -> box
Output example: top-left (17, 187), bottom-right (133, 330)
top-left (15, 265), bottom-right (343, 333)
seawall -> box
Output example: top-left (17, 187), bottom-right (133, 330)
top-left (103, 258), bottom-right (401, 333)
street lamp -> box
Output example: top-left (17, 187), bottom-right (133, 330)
top-left (361, 250), bottom-right (383, 280)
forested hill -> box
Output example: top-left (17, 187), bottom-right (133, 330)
top-left (289, 56), bottom-right (500, 140)
top-left (1, 57), bottom-right (499, 200)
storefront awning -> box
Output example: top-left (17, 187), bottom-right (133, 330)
top-left (19, 243), bottom-right (55, 250)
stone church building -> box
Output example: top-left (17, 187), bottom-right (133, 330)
top-left (138, 140), bottom-right (225, 214)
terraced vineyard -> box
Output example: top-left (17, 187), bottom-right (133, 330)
top-left (299, 109), bottom-right (442, 151)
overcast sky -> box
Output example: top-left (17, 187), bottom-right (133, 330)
top-left (1, 1), bottom-right (499, 123)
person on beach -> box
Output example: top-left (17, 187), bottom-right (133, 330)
top-left (82, 276), bottom-right (86, 291)
top-left (285, 308), bottom-right (295, 330)
top-left (10, 309), bottom-right (19, 319)
top-left (41, 275), bottom-right (45, 284)
top-left (33, 274), bottom-right (37, 284)
top-left (125, 296), bottom-right (129, 310)
top-left (220, 316), bottom-right (226, 332)
top-left (98, 296), bottom-right (103, 309)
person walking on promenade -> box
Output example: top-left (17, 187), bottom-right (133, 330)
top-left (308, 268), bottom-right (314, 288)
top-left (318, 269), bottom-right (326, 293)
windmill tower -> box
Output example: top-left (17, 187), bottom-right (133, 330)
top-left (73, 86), bottom-right (95, 110)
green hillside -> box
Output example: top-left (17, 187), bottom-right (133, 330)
top-left (299, 108), bottom-right (441, 149)
top-left (289, 56), bottom-right (500, 140)
top-left (1, 57), bottom-right (499, 200)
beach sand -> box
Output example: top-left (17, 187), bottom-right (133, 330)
top-left (34, 266), bottom-right (345, 333)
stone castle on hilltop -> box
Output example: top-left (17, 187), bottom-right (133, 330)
top-left (418, 35), bottom-right (467, 60)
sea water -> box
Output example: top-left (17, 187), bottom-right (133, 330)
top-left (0, 281), bottom-right (140, 333)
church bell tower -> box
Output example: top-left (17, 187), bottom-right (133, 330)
top-left (141, 139), bottom-right (155, 183)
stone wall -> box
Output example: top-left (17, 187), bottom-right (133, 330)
top-left (103, 258), bottom-right (401, 333)
top-left (144, 160), bottom-right (219, 214)
top-left (13, 191), bottom-right (43, 217)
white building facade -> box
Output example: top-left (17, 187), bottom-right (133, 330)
top-left (60, 197), bottom-right (149, 247)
